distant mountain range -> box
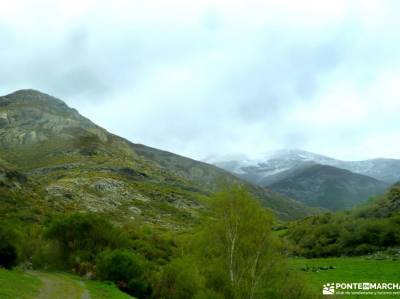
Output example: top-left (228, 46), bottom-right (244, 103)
top-left (0, 90), bottom-right (316, 226)
top-left (206, 149), bottom-right (394, 210)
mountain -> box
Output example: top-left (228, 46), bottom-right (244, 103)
top-left (0, 89), bottom-right (315, 226)
top-left (267, 164), bottom-right (388, 211)
top-left (207, 149), bottom-right (400, 185)
top-left (207, 149), bottom-right (393, 210)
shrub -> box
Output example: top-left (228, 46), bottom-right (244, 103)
top-left (154, 257), bottom-right (204, 299)
top-left (32, 241), bottom-right (63, 270)
top-left (96, 249), bottom-right (148, 298)
top-left (45, 213), bottom-right (129, 269)
top-left (0, 224), bottom-right (20, 269)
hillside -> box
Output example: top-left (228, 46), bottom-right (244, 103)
top-left (268, 164), bottom-right (388, 211)
top-left (285, 183), bottom-right (400, 257)
top-left (355, 183), bottom-right (400, 218)
top-left (0, 89), bottom-right (314, 225)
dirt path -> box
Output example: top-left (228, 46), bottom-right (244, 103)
top-left (29, 271), bottom-right (91, 299)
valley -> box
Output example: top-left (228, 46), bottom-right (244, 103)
top-left (3, 1), bottom-right (400, 298)
top-left (0, 90), bottom-right (399, 299)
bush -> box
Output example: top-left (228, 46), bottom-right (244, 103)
top-left (126, 224), bottom-right (176, 265)
top-left (286, 185), bottom-right (400, 258)
top-left (96, 249), bottom-right (148, 298)
top-left (45, 213), bottom-right (129, 269)
top-left (154, 257), bottom-right (204, 299)
top-left (32, 241), bottom-right (63, 270)
top-left (0, 224), bottom-right (20, 269)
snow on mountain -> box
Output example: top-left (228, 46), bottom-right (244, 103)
top-left (207, 149), bottom-right (400, 185)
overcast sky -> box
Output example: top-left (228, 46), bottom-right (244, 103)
top-left (1, 0), bottom-right (400, 161)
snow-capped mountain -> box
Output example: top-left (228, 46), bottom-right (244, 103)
top-left (206, 149), bottom-right (400, 185)
top-left (206, 149), bottom-right (395, 211)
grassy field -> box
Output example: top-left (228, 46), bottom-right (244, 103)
top-left (290, 257), bottom-right (400, 298)
top-left (0, 268), bottom-right (134, 299)
top-left (0, 268), bottom-right (41, 299)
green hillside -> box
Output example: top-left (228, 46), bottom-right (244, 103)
top-left (0, 89), bottom-right (314, 225)
top-left (285, 183), bottom-right (400, 257)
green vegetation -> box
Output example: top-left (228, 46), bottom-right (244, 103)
top-left (0, 268), bottom-right (41, 298)
top-left (268, 164), bottom-right (388, 211)
top-left (0, 186), bottom-right (317, 298)
top-left (285, 184), bottom-right (400, 257)
top-left (153, 186), bottom-right (317, 299)
top-left (0, 269), bottom-right (135, 299)
top-left (290, 257), bottom-right (400, 299)
top-left (43, 213), bottom-right (129, 271)
top-left (86, 279), bottom-right (135, 299)
top-left (0, 89), bottom-right (315, 230)
top-left (96, 249), bottom-right (149, 298)
top-left (0, 223), bottom-right (21, 269)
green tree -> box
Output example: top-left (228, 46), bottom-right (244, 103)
top-left (96, 249), bottom-right (149, 298)
top-left (192, 186), bottom-right (287, 298)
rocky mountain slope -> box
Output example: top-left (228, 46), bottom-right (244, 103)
top-left (267, 164), bottom-right (388, 211)
top-left (0, 90), bottom-right (315, 226)
top-left (207, 149), bottom-right (400, 185)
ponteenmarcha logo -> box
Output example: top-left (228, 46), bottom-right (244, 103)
top-left (322, 283), bottom-right (335, 295)
top-left (322, 282), bottom-right (400, 296)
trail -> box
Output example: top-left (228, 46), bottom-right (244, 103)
top-left (29, 271), bottom-right (91, 299)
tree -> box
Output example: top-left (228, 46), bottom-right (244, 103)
top-left (196, 186), bottom-right (277, 298)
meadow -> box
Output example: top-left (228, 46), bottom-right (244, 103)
top-left (290, 257), bottom-right (400, 298)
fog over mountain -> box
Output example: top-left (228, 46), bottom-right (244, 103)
top-left (2, 1), bottom-right (400, 161)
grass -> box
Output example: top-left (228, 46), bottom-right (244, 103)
top-left (0, 268), bottom-right (134, 299)
top-left (86, 280), bottom-right (135, 299)
top-left (290, 257), bottom-right (400, 298)
top-left (0, 268), bottom-right (41, 299)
